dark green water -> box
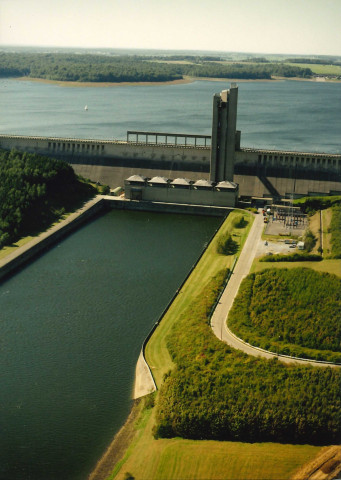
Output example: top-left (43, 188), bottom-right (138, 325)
top-left (0, 209), bottom-right (222, 480)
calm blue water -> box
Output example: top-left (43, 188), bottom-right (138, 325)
top-left (0, 210), bottom-right (221, 480)
top-left (0, 79), bottom-right (340, 153)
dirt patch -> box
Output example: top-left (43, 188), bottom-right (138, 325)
top-left (88, 399), bottom-right (142, 480)
top-left (290, 445), bottom-right (341, 480)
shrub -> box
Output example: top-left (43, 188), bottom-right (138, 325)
top-left (259, 253), bottom-right (322, 262)
top-left (304, 229), bottom-right (317, 252)
top-left (216, 233), bottom-right (238, 255)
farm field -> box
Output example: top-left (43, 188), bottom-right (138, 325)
top-left (284, 62), bottom-right (341, 76)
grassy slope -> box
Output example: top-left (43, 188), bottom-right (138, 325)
top-left (109, 211), bottom-right (321, 480)
top-left (145, 210), bottom-right (253, 387)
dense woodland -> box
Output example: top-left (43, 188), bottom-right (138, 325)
top-left (154, 270), bottom-right (340, 443)
top-left (0, 149), bottom-right (96, 248)
top-left (0, 52), bottom-right (313, 82)
top-left (228, 268), bottom-right (341, 362)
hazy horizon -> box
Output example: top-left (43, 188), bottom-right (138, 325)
top-left (0, 0), bottom-right (340, 57)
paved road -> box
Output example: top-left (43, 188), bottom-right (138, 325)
top-left (211, 213), bottom-right (340, 368)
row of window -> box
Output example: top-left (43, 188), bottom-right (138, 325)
top-left (48, 142), bottom-right (105, 153)
top-left (258, 154), bottom-right (340, 167)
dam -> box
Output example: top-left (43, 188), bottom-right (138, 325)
top-left (0, 83), bottom-right (340, 200)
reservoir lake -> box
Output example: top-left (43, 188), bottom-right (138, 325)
top-left (0, 78), bottom-right (340, 479)
top-left (0, 78), bottom-right (341, 153)
top-left (0, 209), bottom-right (222, 480)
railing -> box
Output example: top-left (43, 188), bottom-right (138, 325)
top-left (127, 130), bottom-right (211, 147)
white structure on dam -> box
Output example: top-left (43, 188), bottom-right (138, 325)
top-left (0, 84), bottom-right (340, 200)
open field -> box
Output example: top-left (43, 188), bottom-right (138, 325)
top-left (251, 258), bottom-right (341, 276)
top-left (284, 62), bottom-right (341, 76)
top-left (145, 210), bottom-right (253, 387)
top-left (111, 407), bottom-right (321, 480)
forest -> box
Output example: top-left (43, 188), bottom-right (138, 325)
top-left (0, 52), bottom-right (313, 82)
top-left (227, 268), bottom-right (341, 363)
top-left (0, 149), bottom-right (96, 248)
top-left (154, 270), bottom-right (340, 443)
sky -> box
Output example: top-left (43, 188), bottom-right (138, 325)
top-left (0, 0), bottom-right (340, 56)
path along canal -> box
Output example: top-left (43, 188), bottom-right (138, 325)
top-left (0, 209), bottom-right (221, 480)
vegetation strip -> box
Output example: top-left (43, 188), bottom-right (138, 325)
top-left (226, 320), bottom-right (341, 366)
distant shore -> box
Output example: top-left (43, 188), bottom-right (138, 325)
top-left (13, 75), bottom-right (340, 88)
top-left (16, 76), bottom-right (194, 88)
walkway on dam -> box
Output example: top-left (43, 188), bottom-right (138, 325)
top-left (210, 212), bottom-right (340, 368)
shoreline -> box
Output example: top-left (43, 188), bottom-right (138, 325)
top-left (15, 76), bottom-right (194, 88)
top-left (13, 75), bottom-right (340, 88)
top-left (88, 399), bottom-right (142, 480)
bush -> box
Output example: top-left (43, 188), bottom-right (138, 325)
top-left (304, 229), bottom-right (317, 252)
top-left (260, 253), bottom-right (322, 262)
top-left (216, 233), bottom-right (238, 255)
top-left (232, 215), bottom-right (248, 228)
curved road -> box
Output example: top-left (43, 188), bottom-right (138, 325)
top-left (210, 212), bottom-right (340, 369)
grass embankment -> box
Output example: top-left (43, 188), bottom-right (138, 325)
top-left (145, 210), bottom-right (253, 387)
top-left (104, 211), bottom-right (325, 480)
top-left (228, 268), bottom-right (341, 363)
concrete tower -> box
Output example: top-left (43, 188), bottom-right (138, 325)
top-left (210, 83), bottom-right (239, 182)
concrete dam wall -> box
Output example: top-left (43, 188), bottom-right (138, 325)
top-left (1, 133), bottom-right (341, 198)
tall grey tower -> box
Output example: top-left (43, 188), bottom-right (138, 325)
top-left (210, 83), bottom-right (238, 182)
